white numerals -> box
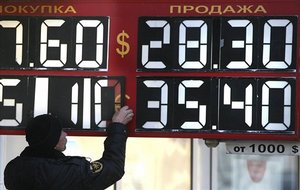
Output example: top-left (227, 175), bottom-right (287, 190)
top-left (142, 80), bottom-right (168, 129)
top-left (0, 79), bottom-right (23, 126)
top-left (40, 19), bottom-right (67, 67)
top-left (223, 83), bottom-right (253, 127)
top-left (76, 20), bottom-right (104, 68)
top-left (0, 20), bottom-right (23, 65)
top-left (178, 80), bottom-right (206, 129)
top-left (262, 81), bottom-right (291, 130)
top-left (263, 19), bottom-right (293, 69)
top-left (142, 20), bottom-right (170, 69)
top-left (139, 78), bottom-right (294, 131)
top-left (179, 20), bottom-right (208, 69)
top-left (226, 20), bottom-right (253, 69)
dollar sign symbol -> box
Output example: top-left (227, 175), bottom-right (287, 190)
top-left (116, 30), bottom-right (130, 58)
top-left (292, 145), bottom-right (298, 154)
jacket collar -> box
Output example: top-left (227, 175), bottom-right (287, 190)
top-left (20, 146), bottom-right (65, 159)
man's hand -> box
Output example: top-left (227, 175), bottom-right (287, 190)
top-left (112, 106), bottom-right (134, 125)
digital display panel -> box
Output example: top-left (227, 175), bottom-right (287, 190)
top-left (0, 76), bottom-right (124, 130)
top-left (0, 0), bottom-right (299, 140)
top-left (136, 16), bottom-right (297, 136)
top-left (137, 16), bottom-right (297, 71)
top-left (0, 16), bottom-right (109, 70)
top-left (136, 77), bottom-right (295, 133)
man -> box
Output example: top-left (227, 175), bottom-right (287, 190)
top-left (4, 106), bottom-right (134, 190)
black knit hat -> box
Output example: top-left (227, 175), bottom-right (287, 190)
top-left (25, 114), bottom-right (63, 149)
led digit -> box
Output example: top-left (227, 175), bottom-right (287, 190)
top-left (178, 80), bottom-right (207, 129)
top-left (71, 83), bottom-right (79, 124)
top-left (94, 79), bottom-right (107, 128)
top-left (141, 20), bottom-right (170, 69)
top-left (94, 79), bottom-right (121, 128)
top-left (0, 79), bottom-right (23, 126)
top-left (40, 19), bottom-right (67, 67)
top-left (226, 20), bottom-right (253, 69)
top-left (261, 80), bottom-right (292, 130)
top-left (82, 78), bottom-right (91, 129)
top-left (178, 20), bottom-right (208, 69)
top-left (0, 20), bottom-right (23, 65)
top-left (262, 19), bottom-right (294, 69)
top-left (33, 77), bottom-right (49, 116)
top-left (69, 80), bottom-right (86, 127)
top-left (218, 78), bottom-right (257, 131)
top-left (142, 80), bottom-right (168, 129)
top-left (223, 82), bottom-right (253, 127)
top-left (76, 20), bottom-right (104, 68)
top-left (33, 76), bottom-right (123, 130)
top-left (35, 17), bottom-right (109, 70)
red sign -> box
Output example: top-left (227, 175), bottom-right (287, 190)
top-left (0, 0), bottom-right (299, 140)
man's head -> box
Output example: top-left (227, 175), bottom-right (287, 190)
top-left (25, 114), bottom-right (65, 151)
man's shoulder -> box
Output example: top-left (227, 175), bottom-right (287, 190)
top-left (5, 155), bottom-right (90, 179)
top-left (5, 156), bottom-right (91, 189)
top-left (8, 155), bottom-right (88, 167)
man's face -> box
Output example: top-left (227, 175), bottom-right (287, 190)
top-left (247, 160), bottom-right (267, 183)
top-left (55, 130), bottom-right (68, 152)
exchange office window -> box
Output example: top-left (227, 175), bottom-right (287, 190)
top-left (67, 137), bottom-right (191, 190)
top-left (116, 138), bottom-right (191, 190)
top-left (212, 143), bottom-right (298, 190)
top-left (1, 136), bottom-right (191, 190)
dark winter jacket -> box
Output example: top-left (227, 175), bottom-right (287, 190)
top-left (4, 123), bottom-right (128, 190)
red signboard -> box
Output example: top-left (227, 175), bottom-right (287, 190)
top-left (0, 0), bottom-right (299, 140)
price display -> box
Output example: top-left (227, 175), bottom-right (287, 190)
top-left (226, 141), bottom-right (300, 156)
top-left (0, 16), bottom-right (109, 70)
top-left (0, 0), bottom-right (299, 140)
top-left (0, 76), bottom-right (124, 130)
top-left (137, 16), bottom-right (296, 71)
top-left (136, 77), bottom-right (295, 133)
top-left (136, 16), bottom-right (297, 135)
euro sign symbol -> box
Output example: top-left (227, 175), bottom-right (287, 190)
top-left (116, 30), bottom-right (130, 58)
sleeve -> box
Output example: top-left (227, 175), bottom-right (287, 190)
top-left (82, 122), bottom-right (128, 189)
